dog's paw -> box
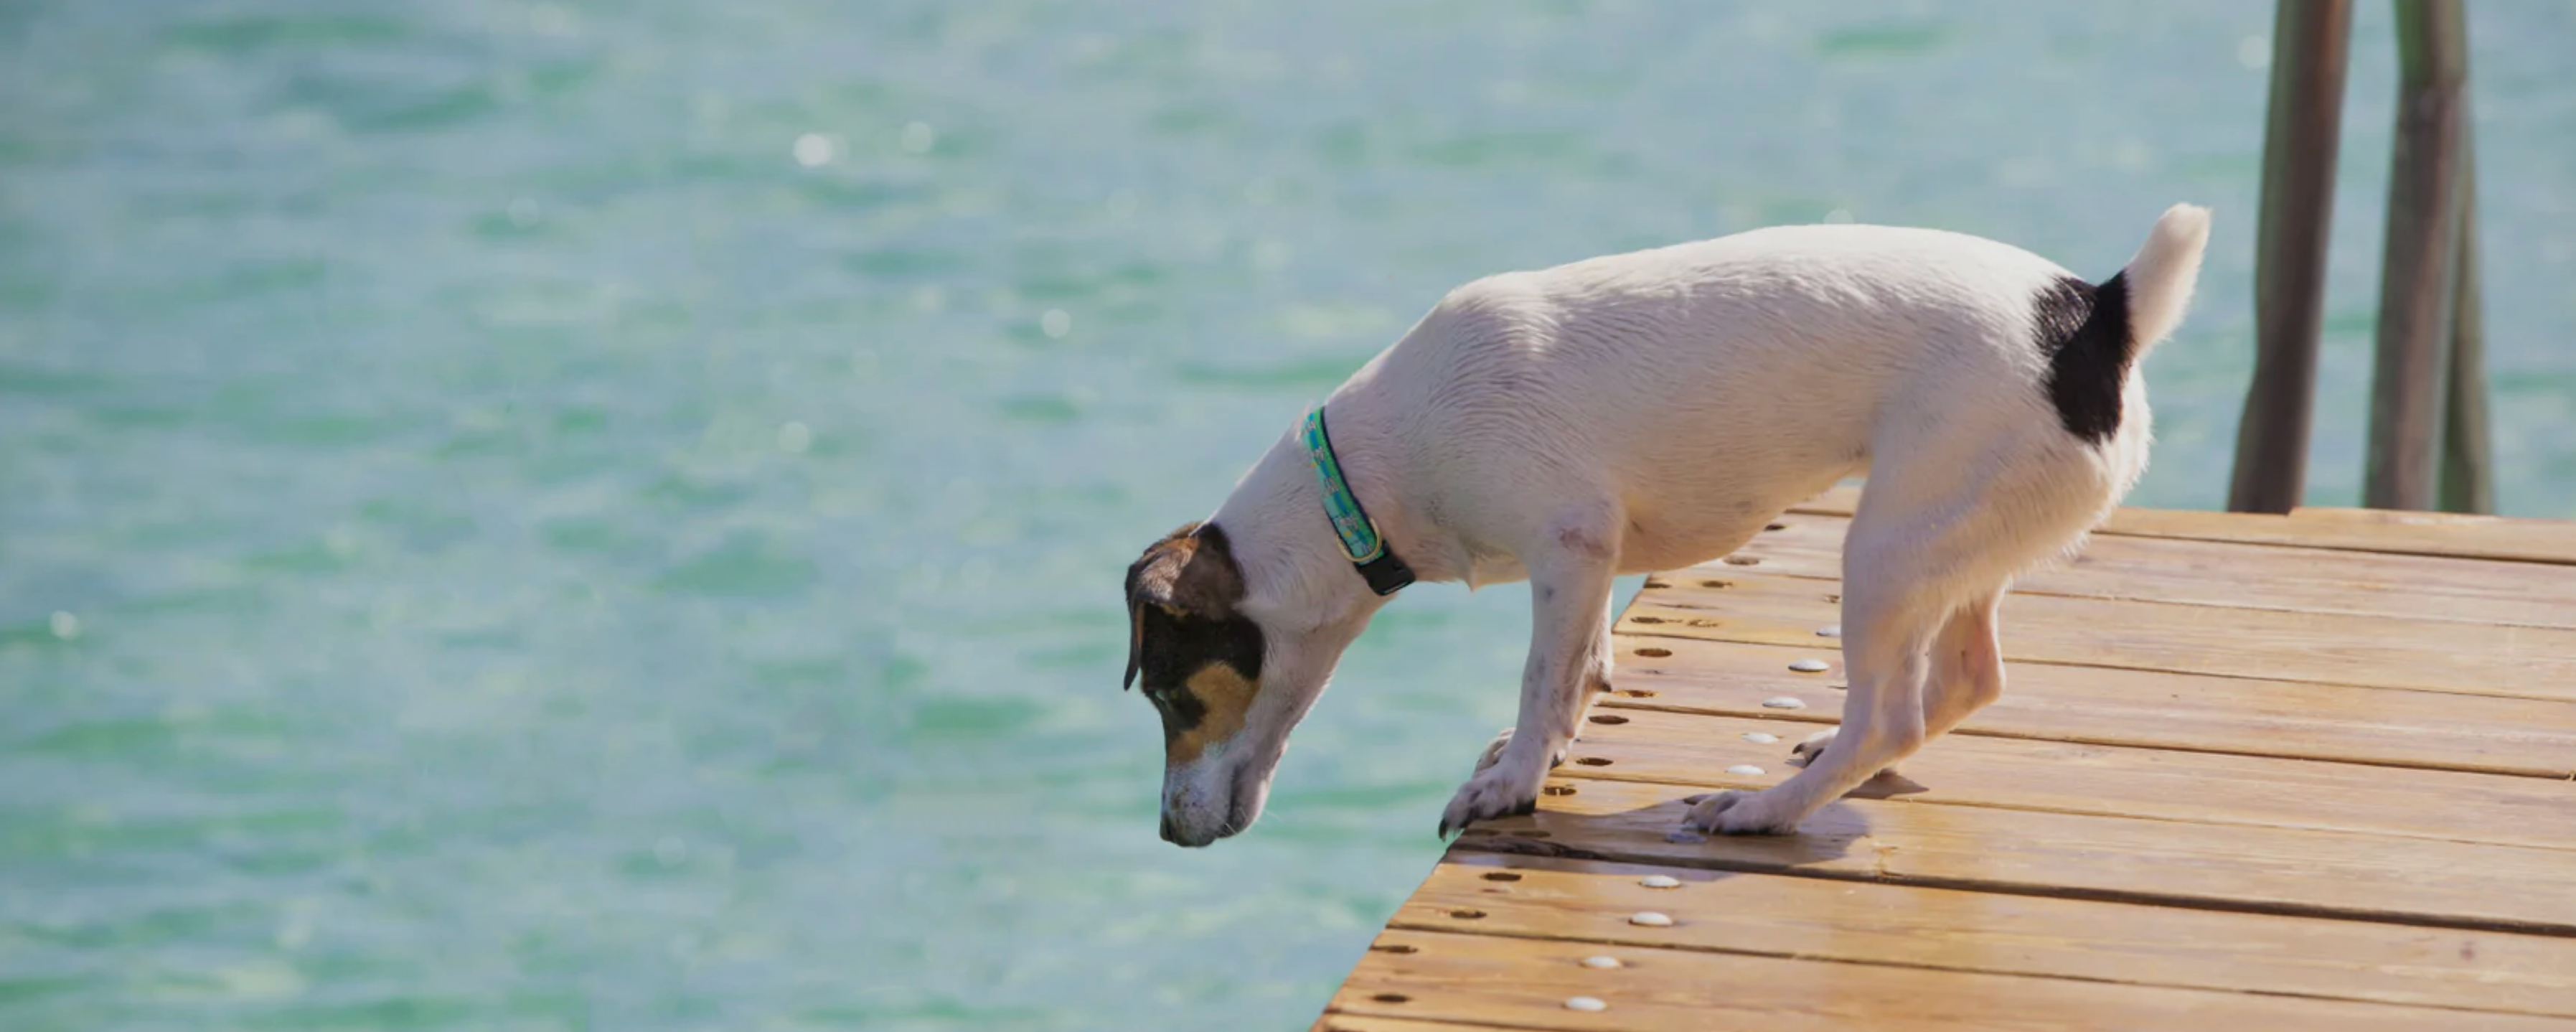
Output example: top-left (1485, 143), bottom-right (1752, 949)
top-left (1683, 789), bottom-right (1802, 836)
top-left (1438, 765), bottom-right (1540, 839)
top-left (1785, 727), bottom-right (1899, 776)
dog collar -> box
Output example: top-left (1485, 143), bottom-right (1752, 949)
top-left (1302, 407), bottom-right (1415, 596)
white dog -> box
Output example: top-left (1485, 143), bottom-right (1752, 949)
top-left (1126, 205), bottom-right (2210, 846)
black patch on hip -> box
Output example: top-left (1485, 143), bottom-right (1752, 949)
top-left (2033, 271), bottom-right (2133, 444)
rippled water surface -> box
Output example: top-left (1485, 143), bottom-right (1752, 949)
top-left (4, 2), bottom-right (2573, 1029)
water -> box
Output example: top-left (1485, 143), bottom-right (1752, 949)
top-left (4, 2), bottom-right (2571, 1029)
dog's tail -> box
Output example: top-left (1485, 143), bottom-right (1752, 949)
top-left (2036, 204), bottom-right (2209, 442)
top-left (2116, 202), bottom-right (2212, 360)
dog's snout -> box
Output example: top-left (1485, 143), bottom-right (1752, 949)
top-left (1160, 752), bottom-right (1273, 848)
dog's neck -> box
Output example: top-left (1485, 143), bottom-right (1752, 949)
top-left (1211, 403), bottom-right (1459, 627)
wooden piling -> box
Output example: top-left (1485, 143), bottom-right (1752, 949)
top-left (2229, 0), bottom-right (2354, 515)
top-left (2440, 128), bottom-right (2493, 515)
top-left (2362, 0), bottom-right (2471, 511)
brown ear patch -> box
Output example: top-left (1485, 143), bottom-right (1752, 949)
top-left (1124, 522), bottom-right (1251, 690)
top-left (1126, 522), bottom-right (1246, 618)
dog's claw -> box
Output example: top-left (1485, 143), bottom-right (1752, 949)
top-left (1439, 763), bottom-right (1542, 840)
top-left (1786, 728), bottom-right (1831, 769)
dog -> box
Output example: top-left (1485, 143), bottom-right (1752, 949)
top-left (1126, 205), bottom-right (2210, 847)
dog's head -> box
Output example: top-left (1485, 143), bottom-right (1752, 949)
top-left (1125, 520), bottom-right (1355, 847)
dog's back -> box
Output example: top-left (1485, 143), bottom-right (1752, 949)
top-left (1333, 207), bottom-right (2211, 573)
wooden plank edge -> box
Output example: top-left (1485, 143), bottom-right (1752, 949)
top-left (1373, 921), bottom-right (2576, 1023)
top-left (1387, 855), bottom-right (2576, 1019)
top-left (1327, 927), bottom-right (2576, 1032)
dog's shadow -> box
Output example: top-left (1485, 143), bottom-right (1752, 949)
top-left (1460, 771), bottom-right (1925, 871)
top-left (1834, 768), bottom-right (1932, 800)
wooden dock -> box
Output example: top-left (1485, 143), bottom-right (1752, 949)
top-left (1315, 485), bottom-right (2576, 1031)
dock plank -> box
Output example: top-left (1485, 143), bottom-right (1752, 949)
top-left (1600, 637), bottom-right (2576, 779)
top-left (1393, 855), bottom-right (2576, 1017)
top-left (1791, 484), bottom-right (2576, 565)
top-left (1554, 708), bottom-right (2576, 850)
top-left (1454, 777), bottom-right (2576, 936)
top-left (1732, 512), bottom-right (2576, 628)
top-left (1329, 929), bottom-right (2576, 1031)
top-left (1624, 576), bottom-right (2576, 702)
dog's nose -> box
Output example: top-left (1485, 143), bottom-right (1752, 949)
top-left (1159, 813), bottom-right (1177, 843)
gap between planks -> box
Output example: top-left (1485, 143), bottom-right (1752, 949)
top-left (1623, 573), bottom-right (2576, 703)
top-left (1313, 1016), bottom-right (1538, 1032)
top-left (1596, 636), bottom-right (2576, 779)
top-left (1731, 509), bottom-right (2576, 630)
top-left (1791, 484), bottom-right (2576, 566)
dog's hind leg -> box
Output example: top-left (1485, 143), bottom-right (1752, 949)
top-left (1920, 589), bottom-right (2006, 740)
top-left (1692, 520), bottom-right (1945, 835)
top-left (1790, 588), bottom-right (2003, 770)
top-left (1696, 431), bottom-right (2116, 834)
top-left (1439, 505), bottom-right (1621, 838)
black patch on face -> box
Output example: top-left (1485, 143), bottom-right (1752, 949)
top-left (1123, 522), bottom-right (1266, 746)
top-left (2034, 271), bottom-right (2134, 444)
top-left (1130, 604), bottom-right (1261, 741)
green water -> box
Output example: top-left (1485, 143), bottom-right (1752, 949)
top-left (4, 2), bottom-right (2572, 1029)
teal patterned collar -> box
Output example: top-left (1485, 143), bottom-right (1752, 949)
top-left (1302, 407), bottom-right (1415, 596)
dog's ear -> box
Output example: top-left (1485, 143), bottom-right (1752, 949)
top-left (1123, 603), bottom-right (1144, 690)
top-left (1124, 522), bottom-right (1247, 690)
top-left (1129, 522), bottom-right (1246, 615)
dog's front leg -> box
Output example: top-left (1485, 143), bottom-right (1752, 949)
top-left (1438, 515), bottom-right (1618, 838)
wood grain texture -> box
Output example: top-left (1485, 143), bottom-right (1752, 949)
top-left (1323, 495), bottom-right (2576, 1031)
top-left (1553, 707), bottom-right (2576, 850)
top-left (1728, 511), bottom-right (2576, 629)
top-left (1447, 777), bottom-right (2576, 936)
top-left (1330, 929), bottom-right (2576, 1031)
top-left (1790, 483), bottom-right (2576, 564)
top-left (1599, 637), bottom-right (2576, 779)
top-left (1393, 855), bottom-right (2576, 1017)
top-left (1625, 573), bottom-right (2576, 702)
